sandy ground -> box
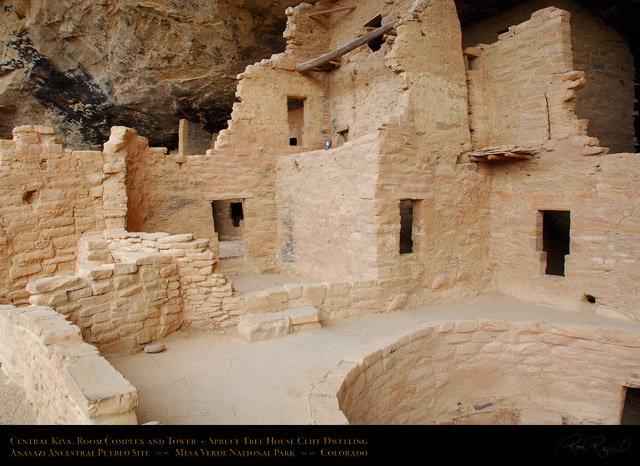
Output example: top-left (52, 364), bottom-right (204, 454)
top-left (108, 293), bottom-right (640, 425)
top-left (0, 369), bottom-right (37, 425)
top-left (1, 293), bottom-right (639, 425)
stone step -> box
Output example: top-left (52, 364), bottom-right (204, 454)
top-left (218, 249), bottom-right (244, 260)
top-left (219, 240), bottom-right (243, 250)
top-left (237, 306), bottom-right (321, 342)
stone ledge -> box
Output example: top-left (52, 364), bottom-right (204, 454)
top-left (237, 306), bottom-right (321, 342)
top-left (0, 304), bottom-right (138, 424)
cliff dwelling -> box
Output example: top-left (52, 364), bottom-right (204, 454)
top-left (0, 0), bottom-right (639, 428)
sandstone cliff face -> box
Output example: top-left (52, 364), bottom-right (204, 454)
top-left (0, 0), bottom-right (305, 149)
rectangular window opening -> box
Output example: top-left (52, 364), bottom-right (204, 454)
top-left (399, 200), bottom-right (414, 254)
top-left (542, 210), bottom-right (570, 276)
top-left (288, 98), bottom-right (305, 147)
top-left (621, 387), bottom-right (640, 425)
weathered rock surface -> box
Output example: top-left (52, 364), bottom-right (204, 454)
top-left (0, 0), bottom-right (637, 151)
top-left (0, 0), bottom-right (306, 150)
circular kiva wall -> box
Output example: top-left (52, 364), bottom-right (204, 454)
top-left (323, 320), bottom-right (640, 425)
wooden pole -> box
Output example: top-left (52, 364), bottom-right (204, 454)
top-left (296, 20), bottom-right (398, 73)
top-left (308, 6), bottom-right (356, 18)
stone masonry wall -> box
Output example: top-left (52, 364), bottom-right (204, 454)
top-left (274, 0), bottom-right (493, 311)
top-left (276, 134), bottom-right (381, 280)
top-left (122, 130), bottom-right (217, 247)
top-left (466, 8), bottom-right (575, 149)
top-left (474, 10), bottom-right (640, 322)
top-left (0, 304), bottom-right (137, 424)
top-left (326, 319), bottom-right (640, 425)
top-left (488, 138), bottom-right (640, 322)
top-left (372, 0), bottom-right (493, 305)
top-left (462, 0), bottom-right (636, 154)
top-left (0, 126), bottom-right (106, 305)
top-left (26, 251), bottom-right (183, 355)
top-left (95, 230), bottom-right (233, 329)
top-left (24, 229), bottom-right (233, 354)
top-left (226, 277), bottom-right (403, 323)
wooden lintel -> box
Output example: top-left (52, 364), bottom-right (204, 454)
top-left (296, 20), bottom-right (398, 73)
top-left (308, 6), bottom-right (356, 18)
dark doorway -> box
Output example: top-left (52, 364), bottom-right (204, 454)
top-left (230, 202), bottom-right (244, 228)
top-left (399, 200), bottom-right (414, 254)
top-left (211, 200), bottom-right (244, 241)
top-left (622, 387), bottom-right (640, 425)
top-left (542, 210), bottom-right (570, 276)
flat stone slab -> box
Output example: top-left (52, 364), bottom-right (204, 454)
top-left (237, 313), bottom-right (291, 342)
top-left (283, 306), bottom-right (321, 326)
top-left (78, 265), bottom-right (114, 281)
top-left (26, 276), bottom-right (86, 294)
top-left (113, 251), bottom-right (173, 265)
top-left (157, 233), bottom-right (194, 244)
top-left (237, 307), bottom-right (321, 342)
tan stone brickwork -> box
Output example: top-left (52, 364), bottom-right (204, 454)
top-left (0, 305), bottom-right (137, 424)
top-left (466, 8), bottom-right (575, 149)
top-left (0, 126), bottom-right (107, 305)
top-left (462, 0), bottom-right (636, 154)
top-left (23, 229), bottom-right (234, 355)
top-left (317, 318), bottom-right (640, 425)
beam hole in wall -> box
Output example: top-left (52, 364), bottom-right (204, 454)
top-left (288, 98), bottom-right (305, 147)
top-left (541, 210), bottom-right (570, 277)
top-left (22, 190), bottom-right (38, 204)
top-left (399, 200), bottom-right (414, 254)
top-left (584, 294), bottom-right (596, 304)
top-left (466, 54), bottom-right (479, 71)
top-left (364, 15), bottom-right (385, 52)
top-left (621, 387), bottom-right (640, 425)
top-left (336, 128), bottom-right (349, 147)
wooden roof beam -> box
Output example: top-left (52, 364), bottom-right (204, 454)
top-left (296, 20), bottom-right (398, 74)
top-left (308, 6), bottom-right (356, 19)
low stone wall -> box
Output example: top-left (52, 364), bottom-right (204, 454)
top-left (23, 228), bottom-right (236, 354)
top-left (222, 278), bottom-right (410, 324)
top-left (0, 305), bottom-right (137, 425)
top-left (312, 319), bottom-right (640, 425)
top-left (97, 230), bottom-right (234, 328)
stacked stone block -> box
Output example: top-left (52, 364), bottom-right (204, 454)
top-left (26, 252), bottom-right (183, 355)
top-left (224, 277), bottom-right (412, 334)
top-left (315, 319), bottom-right (640, 425)
top-left (0, 305), bottom-right (137, 424)
top-left (237, 306), bottom-right (321, 342)
top-left (0, 126), bottom-right (106, 305)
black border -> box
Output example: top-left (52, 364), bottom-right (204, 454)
top-left (2, 425), bottom-right (639, 463)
